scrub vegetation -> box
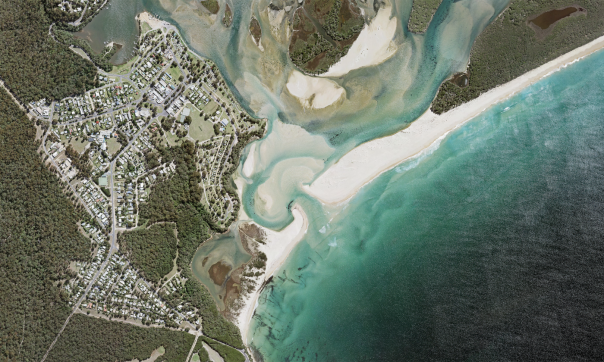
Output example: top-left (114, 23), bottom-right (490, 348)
top-left (201, 0), bottom-right (220, 15)
top-left (198, 336), bottom-right (245, 362)
top-left (118, 224), bottom-right (178, 283)
top-left (408, 0), bottom-right (443, 33)
top-left (289, 0), bottom-right (365, 74)
top-left (223, 4), bottom-right (233, 27)
top-left (431, 0), bottom-right (604, 114)
top-left (249, 17), bottom-right (262, 45)
top-left (46, 314), bottom-right (194, 362)
top-left (137, 140), bottom-right (245, 348)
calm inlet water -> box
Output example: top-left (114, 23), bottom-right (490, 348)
top-left (75, 0), bottom-right (145, 64)
top-left (248, 50), bottom-right (604, 361)
top-left (191, 225), bottom-right (251, 310)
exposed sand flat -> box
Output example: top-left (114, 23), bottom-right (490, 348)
top-left (306, 34), bottom-right (604, 205)
top-left (238, 205), bottom-right (309, 345)
top-left (137, 11), bottom-right (170, 31)
top-left (242, 143), bottom-right (256, 178)
top-left (319, 4), bottom-right (398, 78)
top-left (286, 70), bottom-right (345, 109)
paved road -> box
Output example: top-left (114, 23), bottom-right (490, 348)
top-left (38, 23), bottom-right (247, 361)
top-left (40, 248), bottom-right (115, 362)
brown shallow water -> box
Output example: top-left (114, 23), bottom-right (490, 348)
top-left (529, 6), bottom-right (583, 30)
top-left (208, 261), bottom-right (232, 286)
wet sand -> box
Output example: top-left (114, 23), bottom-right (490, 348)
top-left (237, 205), bottom-right (309, 345)
top-left (306, 34), bottom-right (604, 205)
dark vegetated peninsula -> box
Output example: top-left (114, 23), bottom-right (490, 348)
top-left (289, 0), bottom-right (365, 75)
top-left (223, 3), bottom-right (233, 27)
top-left (250, 17), bottom-right (262, 45)
top-left (431, 0), bottom-right (604, 114)
top-left (408, 0), bottom-right (444, 33)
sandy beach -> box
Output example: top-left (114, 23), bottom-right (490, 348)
top-left (238, 205), bottom-right (309, 345)
top-left (306, 34), bottom-right (604, 205)
top-left (137, 11), bottom-right (170, 31)
top-left (242, 143), bottom-right (257, 178)
top-left (320, 4), bottom-right (398, 78)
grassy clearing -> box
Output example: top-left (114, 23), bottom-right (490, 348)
top-left (166, 131), bottom-right (182, 147)
top-left (168, 66), bottom-right (183, 81)
top-left (69, 138), bottom-right (89, 153)
top-left (110, 55), bottom-right (140, 75)
top-left (140, 21), bottom-right (152, 35)
top-left (69, 47), bottom-right (92, 61)
top-left (189, 111), bottom-right (215, 142)
top-left (202, 100), bottom-right (218, 115)
top-left (106, 138), bottom-right (121, 155)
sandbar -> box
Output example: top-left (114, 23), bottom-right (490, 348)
top-left (137, 11), bottom-right (171, 31)
top-left (285, 70), bottom-right (345, 109)
top-left (319, 4), bottom-right (398, 78)
top-left (242, 142), bottom-right (256, 178)
top-left (306, 34), bottom-right (604, 204)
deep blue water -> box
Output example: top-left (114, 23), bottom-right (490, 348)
top-left (249, 49), bottom-right (604, 361)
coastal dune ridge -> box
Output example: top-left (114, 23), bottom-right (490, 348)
top-left (305, 34), bottom-right (604, 205)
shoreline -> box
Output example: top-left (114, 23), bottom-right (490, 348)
top-left (237, 205), bottom-right (309, 347)
top-left (137, 11), bottom-right (171, 31)
top-left (305, 33), bottom-right (604, 205)
top-left (319, 4), bottom-right (398, 78)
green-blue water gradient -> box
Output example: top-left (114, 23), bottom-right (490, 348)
top-left (249, 49), bottom-right (604, 361)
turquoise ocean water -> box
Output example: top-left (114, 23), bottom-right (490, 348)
top-left (80, 0), bottom-right (604, 359)
top-left (248, 50), bottom-right (604, 361)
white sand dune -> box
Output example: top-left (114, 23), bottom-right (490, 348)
top-left (319, 4), bottom-right (398, 78)
top-left (306, 34), bottom-right (604, 205)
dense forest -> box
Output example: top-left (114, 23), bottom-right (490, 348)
top-left (136, 140), bottom-right (245, 348)
top-left (0, 0), bottom-right (98, 103)
top-left (46, 314), bottom-right (194, 362)
top-left (197, 336), bottom-right (245, 362)
top-left (53, 28), bottom-right (118, 72)
top-left (118, 223), bottom-right (178, 283)
top-left (431, 0), bottom-right (604, 114)
top-left (1, 0), bottom-right (250, 357)
top-left (0, 88), bottom-right (90, 360)
top-left (408, 0), bottom-right (443, 33)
